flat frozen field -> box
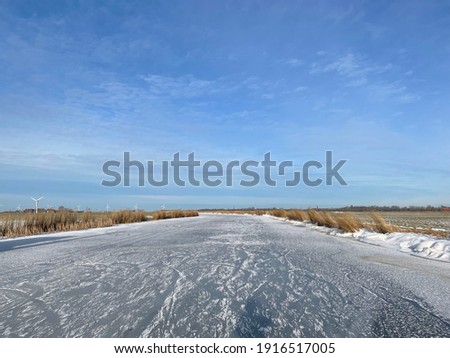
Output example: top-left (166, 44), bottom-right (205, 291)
top-left (350, 211), bottom-right (450, 232)
top-left (0, 214), bottom-right (449, 337)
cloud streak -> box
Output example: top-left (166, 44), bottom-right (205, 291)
top-left (310, 52), bottom-right (419, 103)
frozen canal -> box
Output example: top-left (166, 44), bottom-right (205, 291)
top-left (0, 214), bottom-right (449, 337)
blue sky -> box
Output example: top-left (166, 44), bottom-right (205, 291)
top-left (1, 0), bottom-right (450, 211)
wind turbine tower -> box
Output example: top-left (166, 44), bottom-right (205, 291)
top-left (31, 197), bottom-right (44, 214)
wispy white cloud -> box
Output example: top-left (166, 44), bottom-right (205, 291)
top-left (282, 58), bottom-right (303, 67)
top-left (367, 82), bottom-right (421, 103)
top-left (140, 73), bottom-right (305, 103)
top-left (310, 53), bottom-right (391, 83)
top-left (310, 52), bottom-right (419, 103)
top-left (142, 74), bottom-right (216, 98)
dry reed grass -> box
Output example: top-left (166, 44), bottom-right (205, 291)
top-left (152, 210), bottom-right (199, 220)
top-left (271, 209), bottom-right (288, 218)
top-left (0, 210), bottom-right (148, 238)
top-left (285, 209), bottom-right (309, 221)
top-left (370, 212), bottom-right (396, 234)
top-left (334, 213), bottom-right (363, 232)
top-left (306, 209), bottom-right (326, 226)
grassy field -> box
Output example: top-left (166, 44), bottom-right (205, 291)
top-left (348, 211), bottom-right (450, 232)
top-left (0, 209), bottom-right (199, 238)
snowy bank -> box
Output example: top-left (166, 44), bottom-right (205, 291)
top-left (268, 215), bottom-right (450, 263)
top-left (354, 230), bottom-right (450, 262)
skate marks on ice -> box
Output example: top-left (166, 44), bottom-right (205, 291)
top-left (0, 215), bottom-right (449, 337)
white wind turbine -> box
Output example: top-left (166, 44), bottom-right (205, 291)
top-left (106, 204), bottom-right (110, 212)
top-left (31, 196), bottom-right (44, 214)
top-left (16, 204), bottom-right (21, 212)
top-left (134, 203), bottom-right (139, 211)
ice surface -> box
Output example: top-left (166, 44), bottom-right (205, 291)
top-left (0, 214), bottom-right (449, 337)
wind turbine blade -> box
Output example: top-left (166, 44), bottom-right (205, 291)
top-left (31, 197), bottom-right (37, 201)
top-left (37, 197), bottom-right (44, 201)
